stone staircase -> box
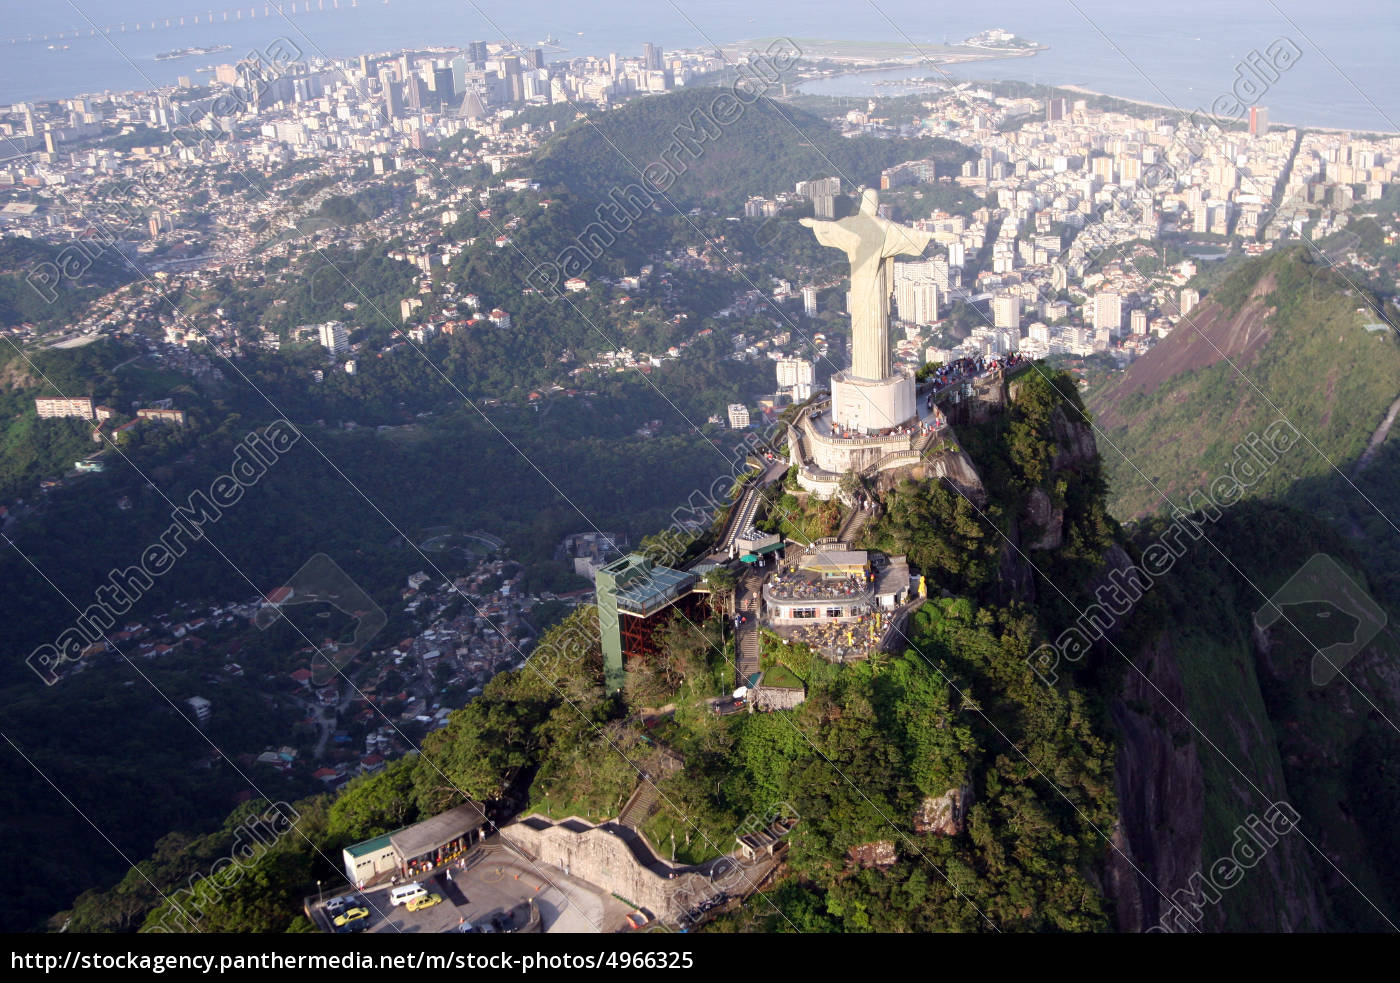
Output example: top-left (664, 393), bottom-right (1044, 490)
top-left (619, 779), bottom-right (660, 830)
top-left (735, 571), bottom-right (762, 687)
top-left (837, 502), bottom-right (872, 547)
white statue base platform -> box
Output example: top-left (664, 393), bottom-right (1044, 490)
top-left (830, 369), bottom-right (916, 435)
top-left (787, 378), bottom-right (947, 500)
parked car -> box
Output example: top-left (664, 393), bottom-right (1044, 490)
top-left (332, 907), bottom-right (369, 927)
top-left (406, 892), bottom-right (443, 912)
top-left (326, 894), bottom-right (361, 915)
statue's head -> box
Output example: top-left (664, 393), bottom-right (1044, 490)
top-left (859, 188), bottom-right (879, 215)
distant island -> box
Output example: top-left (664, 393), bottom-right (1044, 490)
top-left (960, 27), bottom-right (1041, 51)
top-left (154, 44), bottom-right (232, 63)
top-left (722, 33), bottom-right (1043, 67)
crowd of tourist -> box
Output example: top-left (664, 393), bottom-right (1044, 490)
top-left (827, 415), bottom-right (941, 441)
top-left (924, 351), bottom-right (1027, 393)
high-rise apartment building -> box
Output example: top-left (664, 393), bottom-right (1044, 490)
top-left (1249, 105), bottom-right (1269, 137)
top-left (1093, 293), bottom-right (1122, 336)
top-left (319, 321), bottom-right (349, 355)
top-left (798, 177), bottom-right (842, 220)
top-left (776, 358), bottom-right (815, 389)
top-left (992, 295), bottom-right (1020, 330)
top-left (895, 282), bottom-right (940, 325)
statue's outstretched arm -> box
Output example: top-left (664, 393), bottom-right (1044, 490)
top-left (885, 224), bottom-right (935, 259)
top-left (799, 217), bottom-right (860, 254)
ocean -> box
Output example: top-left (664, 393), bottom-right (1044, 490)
top-left (0, 0), bottom-right (1396, 132)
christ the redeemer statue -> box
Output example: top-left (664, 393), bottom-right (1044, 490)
top-left (801, 188), bottom-right (934, 381)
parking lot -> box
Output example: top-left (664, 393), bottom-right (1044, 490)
top-left (312, 841), bottom-right (632, 934)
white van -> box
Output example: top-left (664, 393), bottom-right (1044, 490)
top-left (390, 883), bottom-right (428, 907)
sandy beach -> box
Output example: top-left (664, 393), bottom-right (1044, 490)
top-left (1057, 83), bottom-right (1399, 136)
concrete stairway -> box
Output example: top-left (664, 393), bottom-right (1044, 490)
top-left (735, 571), bottom-right (761, 687)
top-left (837, 503), bottom-right (872, 547)
top-left (619, 779), bottom-right (660, 830)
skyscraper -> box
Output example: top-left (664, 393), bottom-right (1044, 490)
top-left (432, 67), bottom-right (455, 103)
top-left (802, 285), bottom-right (818, 318)
top-left (378, 67), bottom-right (403, 119)
top-left (776, 358), bottom-right (814, 389)
top-left (384, 80), bottom-right (405, 119)
top-left (500, 56), bottom-right (524, 103)
top-left (404, 73), bottom-right (426, 112)
top-left (1094, 293), bottom-right (1122, 336)
top-left (992, 295), bottom-right (1019, 330)
top-left (895, 282), bottom-right (939, 325)
top-left (1249, 105), bottom-right (1269, 137)
top-left (801, 176), bottom-right (842, 220)
top-left (643, 42), bottom-right (662, 71)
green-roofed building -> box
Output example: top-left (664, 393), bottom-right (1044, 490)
top-left (595, 553), bottom-right (702, 693)
top-left (342, 830), bottom-right (400, 887)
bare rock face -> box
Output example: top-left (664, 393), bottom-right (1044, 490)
top-left (997, 525), bottom-right (1037, 605)
top-left (913, 785), bottom-right (973, 836)
top-left (846, 840), bottom-right (898, 870)
top-left (928, 445), bottom-right (987, 508)
top-left (1049, 405), bottom-right (1099, 471)
top-left (1023, 486), bottom-right (1065, 551)
top-left (1107, 635), bottom-right (1204, 932)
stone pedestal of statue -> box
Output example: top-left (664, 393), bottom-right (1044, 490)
top-left (800, 188), bottom-right (931, 435)
top-left (829, 370), bottom-right (915, 434)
